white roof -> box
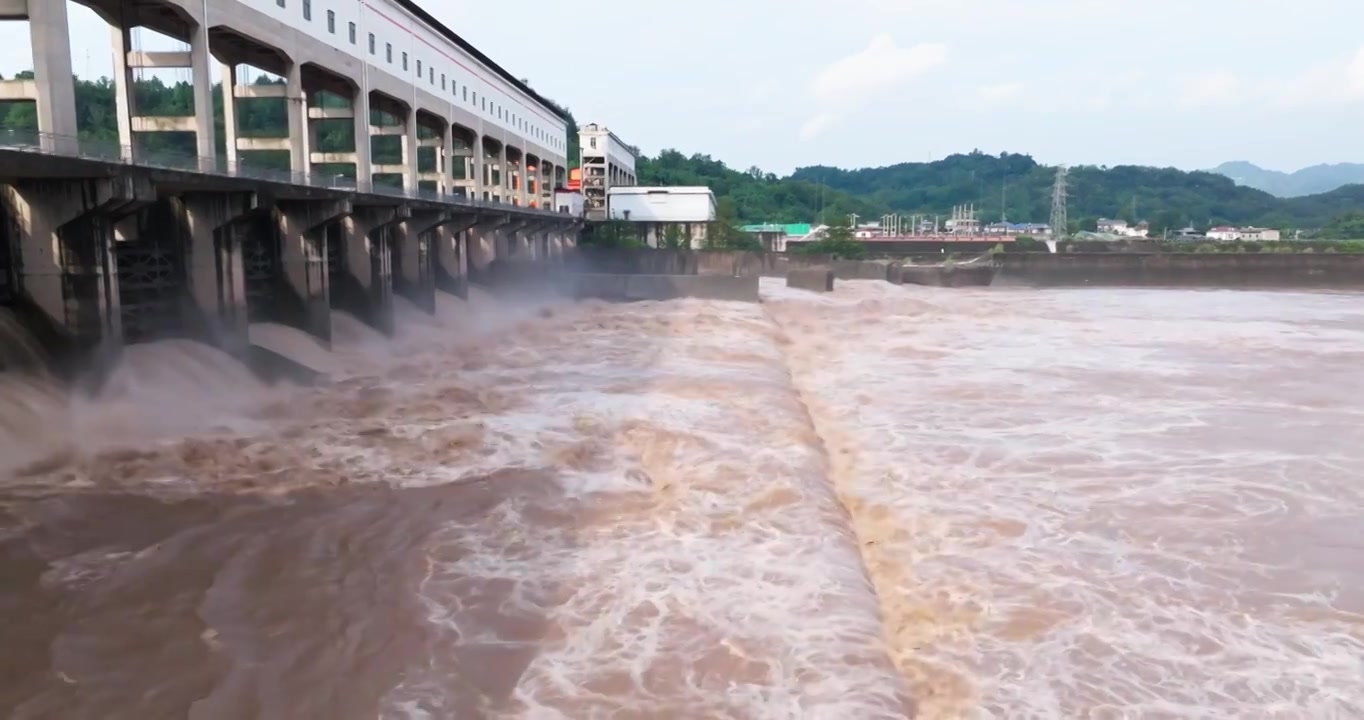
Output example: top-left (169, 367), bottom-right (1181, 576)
top-left (607, 186), bottom-right (713, 195)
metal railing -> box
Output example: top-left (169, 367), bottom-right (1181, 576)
top-left (0, 128), bottom-right (570, 217)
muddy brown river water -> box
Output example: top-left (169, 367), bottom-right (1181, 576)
top-left (1, 280), bottom-right (1362, 719)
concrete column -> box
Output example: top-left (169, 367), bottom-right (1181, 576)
top-left (28, 0), bottom-right (78, 152)
top-left (189, 23), bottom-right (215, 171)
top-left (335, 205), bottom-right (405, 335)
top-left (469, 133), bottom-right (484, 200)
top-left (286, 64), bottom-right (308, 178)
top-left (498, 145), bottom-right (508, 203)
top-left (441, 124), bottom-right (453, 196)
top-left (394, 210), bottom-right (450, 314)
top-left (175, 193), bottom-right (257, 352)
top-left (353, 90), bottom-right (372, 189)
top-left (469, 214), bottom-right (509, 280)
top-left (400, 112), bottom-right (417, 192)
top-left (500, 220), bottom-right (529, 260)
top-left (221, 63), bottom-right (239, 169)
top-left (435, 215), bottom-right (475, 300)
top-left (1, 178), bottom-right (154, 362)
top-left (110, 26), bottom-right (134, 161)
top-left (276, 200), bottom-right (352, 343)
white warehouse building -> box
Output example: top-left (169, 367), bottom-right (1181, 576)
top-left (607, 186), bottom-right (716, 248)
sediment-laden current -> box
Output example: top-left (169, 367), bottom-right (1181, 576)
top-left (2, 280), bottom-right (1362, 718)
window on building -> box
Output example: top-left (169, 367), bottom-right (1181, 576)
top-left (402, 52), bottom-right (408, 70)
top-left (327, 10), bottom-right (335, 33)
top-left (349, 22), bottom-right (357, 44)
top-left (276, 0), bottom-right (285, 7)
top-left (386, 43), bottom-right (392, 63)
top-left (417, 59), bottom-right (422, 76)
top-left (302, 0), bottom-right (311, 20)
top-left (463, 87), bottom-right (468, 102)
top-left (481, 97), bottom-right (485, 111)
top-left (429, 68), bottom-right (434, 84)
top-left (441, 74), bottom-right (446, 91)
top-left (369, 33), bottom-right (375, 54)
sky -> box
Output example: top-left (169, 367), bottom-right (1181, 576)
top-left (3, 0), bottom-right (1363, 176)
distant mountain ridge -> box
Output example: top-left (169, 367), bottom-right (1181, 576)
top-left (1209, 161), bottom-right (1364, 198)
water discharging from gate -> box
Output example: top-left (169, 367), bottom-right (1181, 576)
top-left (2, 280), bottom-right (1363, 718)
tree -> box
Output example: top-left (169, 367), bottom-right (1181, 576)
top-left (1152, 209), bottom-right (1186, 237)
top-left (661, 223), bottom-right (687, 250)
top-left (582, 219), bottom-right (642, 248)
top-left (1319, 211), bottom-right (1364, 240)
top-left (796, 213), bottom-right (865, 258)
top-left (704, 197), bottom-right (748, 249)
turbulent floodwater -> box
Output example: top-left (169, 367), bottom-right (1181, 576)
top-left (2, 280), bottom-right (1363, 718)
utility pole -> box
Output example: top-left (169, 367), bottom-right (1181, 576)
top-left (1050, 165), bottom-right (1069, 240)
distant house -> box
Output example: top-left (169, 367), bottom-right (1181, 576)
top-left (739, 223), bottom-right (813, 252)
top-left (1016, 222), bottom-right (1053, 237)
top-left (1097, 218), bottom-right (1129, 234)
top-left (1240, 227), bottom-right (1282, 242)
top-left (1097, 218), bottom-right (1149, 238)
top-left (984, 222), bottom-right (1053, 236)
top-left (1207, 226), bottom-right (1282, 242)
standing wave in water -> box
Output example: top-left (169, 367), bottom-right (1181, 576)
top-left (763, 278), bottom-right (1364, 718)
top-left (1, 290), bottom-right (912, 719)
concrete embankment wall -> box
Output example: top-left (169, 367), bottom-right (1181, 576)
top-left (787, 268), bottom-right (835, 292)
top-left (563, 249), bottom-right (838, 279)
top-left (900, 264), bottom-right (996, 288)
top-left (993, 253), bottom-right (1364, 288)
top-left (565, 274), bottom-right (760, 303)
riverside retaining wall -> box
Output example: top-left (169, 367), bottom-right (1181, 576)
top-left (900, 264), bottom-right (996, 288)
top-left (832, 260), bottom-right (898, 281)
top-left (993, 253), bottom-right (1364, 288)
top-left (786, 268), bottom-right (835, 292)
top-left (564, 249), bottom-right (837, 279)
top-left (565, 274), bottom-right (760, 303)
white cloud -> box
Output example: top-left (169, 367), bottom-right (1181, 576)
top-left (799, 112), bottom-right (837, 141)
top-left (1176, 70), bottom-right (1245, 108)
top-left (1271, 47), bottom-right (1364, 108)
top-left (1176, 48), bottom-right (1364, 110)
top-left (810, 35), bottom-right (947, 106)
top-left (800, 35), bottom-right (947, 141)
top-left (977, 81), bottom-right (1025, 104)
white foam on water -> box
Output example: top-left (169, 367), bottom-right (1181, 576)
top-left (357, 298), bottom-right (912, 717)
top-left (762, 277), bottom-right (1364, 718)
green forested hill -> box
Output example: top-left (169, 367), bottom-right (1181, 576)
top-left (791, 152), bottom-right (1364, 232)
top-left (3, 75), bottom-right (1358, 229)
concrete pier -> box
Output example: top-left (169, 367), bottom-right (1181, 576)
top-left (0, 178), bottom-right (154, 362)
top-left (332, 206), bottom-right (405, 336)
top-left (394, 211), bottom-right (451, 315)
top-left (276, 200), bottom-right (352, 345)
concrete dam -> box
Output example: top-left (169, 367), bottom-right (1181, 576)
top-left (0, 157), bottom-right (575, 381)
